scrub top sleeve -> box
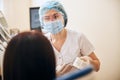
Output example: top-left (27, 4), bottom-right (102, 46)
top-left (79, 33), bottom-right (95, 56)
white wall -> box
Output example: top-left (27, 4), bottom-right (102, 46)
top-left (30, 0), bottom-right (57, 7)
top-left (3, 0), bottom-right (31, 31)
top-left (0, 0), bottom-right (3, 11)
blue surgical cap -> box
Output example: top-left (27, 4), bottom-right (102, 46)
top-left (39, 1), bottom-right (67, 27)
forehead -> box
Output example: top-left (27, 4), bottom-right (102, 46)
top-left (43, 9), bottom-right (60, 17)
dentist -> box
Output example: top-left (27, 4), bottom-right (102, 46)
top-left (39, 1), bottom-right (100, 76)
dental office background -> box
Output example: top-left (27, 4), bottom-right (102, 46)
top-left (0, 0), bottom-right (120, 80)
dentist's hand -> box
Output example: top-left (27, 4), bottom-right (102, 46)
top-left (72, 56), bottom-right (92, 70)
top-left (80, 56), bottom-right (92, 63)
top-left (56, 64), bottom-right (73, 76)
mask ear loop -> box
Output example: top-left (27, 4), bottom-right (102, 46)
top-left (40, 16), bottom-right (46, 29)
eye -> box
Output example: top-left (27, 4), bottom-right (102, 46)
top-left (44, 16), bottom-right (50, 21)
top-left (53, 13), bottom-right (59, 19)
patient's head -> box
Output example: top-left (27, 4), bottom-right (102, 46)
top-left (3, 31), bottom-right (56, 80)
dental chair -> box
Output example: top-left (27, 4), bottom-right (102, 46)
top-left (55, 65), bottom-right (93, 80)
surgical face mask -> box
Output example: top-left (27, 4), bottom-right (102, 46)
top-left (43, 20), bottom-right (64, 34)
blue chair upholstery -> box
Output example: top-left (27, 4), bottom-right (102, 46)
top-left (55, 65), bottom-right (93, 80)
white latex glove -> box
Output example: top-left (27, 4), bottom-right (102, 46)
top-left (73, 56), bottom-right (92, 69)
top-left (56, 63), bottom-right (66, 72)
top-left (56, 63), bottom-right (73, 76)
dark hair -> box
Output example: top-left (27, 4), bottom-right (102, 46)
top-left (64, 18), bottom-right (67, 27)
top-left (3, 31), bottom-right (56, 80)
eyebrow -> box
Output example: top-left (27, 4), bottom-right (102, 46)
top-left (44, 13), bottom-right (59, 17)
top-left (53, 13), bottom-right (59, 16)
